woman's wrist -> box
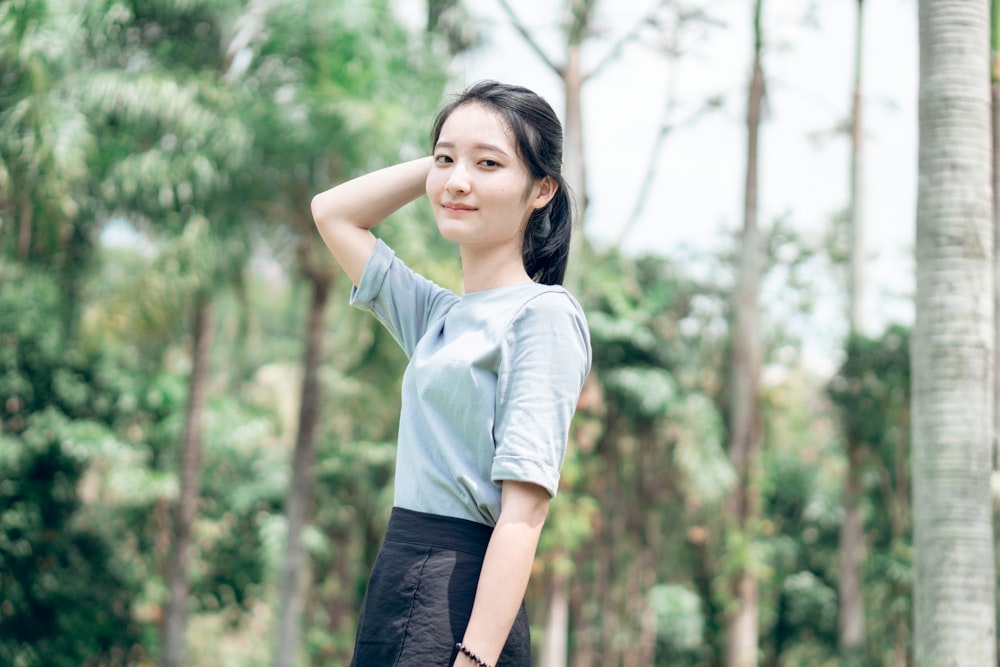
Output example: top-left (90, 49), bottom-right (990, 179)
top-left (455, 642), bottom-right (493, 667)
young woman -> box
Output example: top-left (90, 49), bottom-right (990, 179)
top-left (311, 80), bottom-right (591, 667)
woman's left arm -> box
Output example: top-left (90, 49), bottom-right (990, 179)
top-left (455, 480), bottom-right (550, 667)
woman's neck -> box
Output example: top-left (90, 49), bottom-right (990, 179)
top-left (459, 243), bottom-right (532, 293)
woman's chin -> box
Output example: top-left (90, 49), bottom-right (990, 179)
top-left (434, 221), bottom-right (466, 243)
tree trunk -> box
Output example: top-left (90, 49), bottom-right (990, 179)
top-left (562, 43), bottom-right (587, 216)
top-left (162, 295), bottom-right (214, 667)
top-left (837, 443), bottom-right (866, 658)
top-left (543, 6), bottom-right (590, 662)
top-left (569, 570), bottom-right (594, 667)
top-left (892, 430), bottom-right (911, 667)
top-left (912, 1), bottom-right (996, 664)
top-left (540, 575), bottom-right (569, 667)
top-left (724, 3), bottom-right (764, 666)
top-left (992, 0), bottom-right (1000, 470)
top-left (17, 197), bottom-right (31, 260)
top-left (847, 0), bottom-right (867, 334)
top-left (273, 271), bottom-right (331, 667)
top-left (839, 5), bottom-right (868, 659)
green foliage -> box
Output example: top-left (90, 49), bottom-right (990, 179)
top-left (0, 269), bottom-right (150, 665)
top-left (750, 371), bottom-right (847, 664)
top-left (781, 571), bottom-right (838, 640)
top-left (0, 0), bottom-right (92, 260)
top-left (603, 366), bottom-right (677, 418)
top-left (827, 326), bottom-right (913, 666)
top-left (189, 397), bottom-right (284, 616)
top-left (0, 2), bottom-right (929, 666)
top-left (556, 249), bottom-right (736, 663)
top-left (827, 326), bottom-right (910, 455)
top-left (673, 392), bottom-right (734, 507)
top-left (0, 419), bottom-right (142, 667)
top-left (650, 584), bottom-right (708, 664)
top-left (2, 266), bottom-right (126, 430)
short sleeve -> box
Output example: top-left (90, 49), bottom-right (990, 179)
top-left (349, 239), bottom-right (458, 356)
top-left (491, 291), bottom-right (592, 497)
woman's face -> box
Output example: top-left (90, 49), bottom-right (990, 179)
top-left (427, 102), bottom-right (551, 251)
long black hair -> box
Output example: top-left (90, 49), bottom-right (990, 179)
top-left (430, 80), bottom-right (574, 286)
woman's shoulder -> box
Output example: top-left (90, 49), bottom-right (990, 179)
top-left (499, 285), bottom-right (591, 351)
top-left (517, 283), bottom-right (587, 320)
top-left (497, 284), bottom-right (592, 374)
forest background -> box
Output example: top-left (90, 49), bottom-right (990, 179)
top-left (0, 0), bottom-right (993, 666)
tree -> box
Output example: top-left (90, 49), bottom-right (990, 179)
top-left (567, 248), bottom-right (733, 667)
top-left (0, 264), bottom-right (152, 667)
top-left (0, 0), bottom-right (98, 334)
top-left (75, 3), bottom-right (256, 663)
top-left (912, 0), bottom-right (995, 664)
top-left (490, 5), bottom-right (686, 662)
top-left (992, 0), bottom-right (1000, 470)
top-left (838, 0), bottom-right (868, 660)
top-left (228, 4), bottom-right (449, 664)
top-left (828, 327), bottom-right (912, 667)
top-left (723, 1), bottom-right (765, 665)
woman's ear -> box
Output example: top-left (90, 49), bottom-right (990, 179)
top-left (533, 176), bottom-right (558, 210)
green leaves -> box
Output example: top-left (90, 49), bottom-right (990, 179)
top-left (673, 393), bottom-right (734, 506)
top-left (0, 411), bottom-right (142, 667)
top-left (649, 584), bottom-right (706, 658)
top-left (604, 366), bottom-right (676, 417)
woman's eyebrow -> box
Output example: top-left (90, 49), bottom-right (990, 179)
top-left (435, 140), bottom-right (511, 157)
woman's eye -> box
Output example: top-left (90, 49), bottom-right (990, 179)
top-left (480, 159), bottom-right (499, 168)
top-left (434, 154), bottom-right (453, 164)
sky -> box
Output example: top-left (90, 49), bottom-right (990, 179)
top-left (430, 0), bottom-right (919, 348)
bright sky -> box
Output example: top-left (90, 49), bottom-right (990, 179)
top-left (440, 0), bottom-right (918, 345)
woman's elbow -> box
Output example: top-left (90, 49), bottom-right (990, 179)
top-left (500, 481), bottom-right (551, 529)
top-left (310, 192), bottom-right (331, 228)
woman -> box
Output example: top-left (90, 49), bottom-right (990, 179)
top-left (311, 80), bottom-right (591, 667)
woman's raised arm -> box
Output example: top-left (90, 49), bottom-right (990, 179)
top-left (311, 156), bottom-right (433, 286)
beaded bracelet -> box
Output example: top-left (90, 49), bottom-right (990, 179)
top-left (455, 642), bottom-right (493, 667)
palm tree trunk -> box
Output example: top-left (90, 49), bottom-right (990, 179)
top-left (912, 0), bottom-right (995, 664)
top-left (838, 0), bottom-right (866, 636)
top-left (163, 295), bottom-right (214, 667)
top-left (724, 3), bottom-right (764, 665)
top-left (839, 7), bottom-right (868, 655)
top-left (562, 43), bottom-right (587, 215)
top-left (847, 0), bottom-right (867, 333)
top-left (540, 575), bottom-right (569, 667)
top-left (841, 0), bottom-right (869, 615)
top-left (273, 270), bottom-right (331, 667)
top-left (991, 0), bottom-right (1000, 470)
top-left (837, 443), bottom-right (866, 658)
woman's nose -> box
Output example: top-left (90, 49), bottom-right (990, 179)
top-left (446, 162), bottom-right (471, 194)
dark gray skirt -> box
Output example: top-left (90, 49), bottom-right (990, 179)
top-left (350, 507), bottom-right (531, 666)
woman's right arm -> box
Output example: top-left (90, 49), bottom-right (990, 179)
top-left (311, 156), bottom-right (433, 286)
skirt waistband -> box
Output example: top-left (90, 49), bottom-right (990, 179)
top-left (385, 507), bottom-right (494, 558)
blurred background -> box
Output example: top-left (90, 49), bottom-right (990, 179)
top-left (0, 0), bottom-right (936, 665)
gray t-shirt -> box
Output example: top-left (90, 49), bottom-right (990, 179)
top-left (350, 240), bottom-right (592, 526)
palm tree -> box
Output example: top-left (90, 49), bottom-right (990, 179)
top-left (992, 0), bottom-right (1000, 471)
top-left (838, 0), bottom-right (867, 660)
top-left (76, 4), bottom-right (255, 665)
top-left (0, 0), bottom-right (97, 333)
top-left (912, 0), bottom-right (995, 664)
top-left (724, 2), bottom-right (765, 665)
